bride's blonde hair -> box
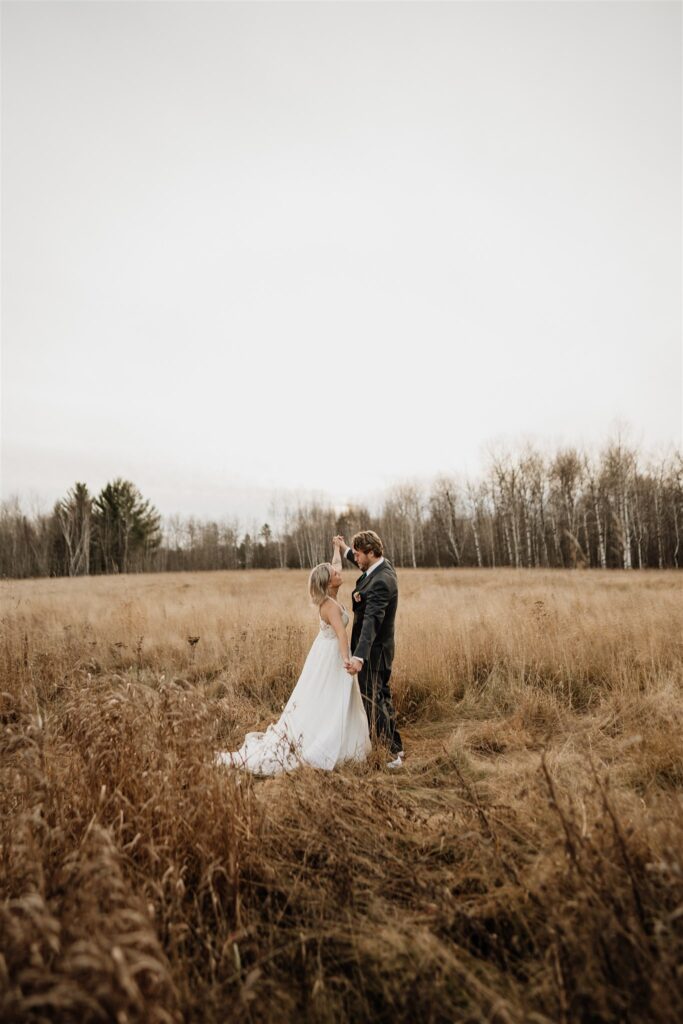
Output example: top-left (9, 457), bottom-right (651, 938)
top-left (308, 563), bottom-right (332, 607)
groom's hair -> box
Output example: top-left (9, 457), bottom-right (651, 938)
top-left (352, 530), bottom-right (384, 557)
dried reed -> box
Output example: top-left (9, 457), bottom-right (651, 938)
top-left (1, 569), bottom-right (682, 1022)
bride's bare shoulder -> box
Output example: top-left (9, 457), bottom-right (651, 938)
top-left (319, 596), bottom-right (342, 623)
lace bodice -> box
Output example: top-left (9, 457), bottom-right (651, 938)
top-left (319, 600), bottom-right (349, 638)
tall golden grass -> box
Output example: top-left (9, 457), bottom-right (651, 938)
top-left (2, 568), bottom-right (682, 1022)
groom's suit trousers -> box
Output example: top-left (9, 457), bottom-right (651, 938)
top-left (357, 657), bottom-right (403, 757)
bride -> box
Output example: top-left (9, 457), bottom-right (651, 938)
top-left (216, 538), bottom-right (371, 775)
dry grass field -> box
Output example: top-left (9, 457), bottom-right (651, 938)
top-left (2, 567), bottom-right (683, 1023)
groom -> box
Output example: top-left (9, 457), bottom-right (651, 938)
top-left (333, 531), bottom-right (404, 768)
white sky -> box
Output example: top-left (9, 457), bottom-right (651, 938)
top-left (1, 1), bottom-right (681, 522)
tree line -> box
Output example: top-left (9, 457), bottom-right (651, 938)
top-left (1, 439), bottom-right (681, 579)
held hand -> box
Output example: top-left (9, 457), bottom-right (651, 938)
top-left (333, 535), bottom-right (346, 550)
top-left (345, 659), bottom-right (361, 676)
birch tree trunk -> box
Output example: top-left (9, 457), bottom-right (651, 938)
top-left (653, 477), bottom-right (664, 569)
top-left (621, 494), bottom-right (632, 570)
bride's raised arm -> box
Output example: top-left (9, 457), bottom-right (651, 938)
top-left (331, 536), bottom-right (343, 573)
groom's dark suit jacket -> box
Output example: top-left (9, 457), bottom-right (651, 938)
top-left (345, 552), bottom-right (398, 670)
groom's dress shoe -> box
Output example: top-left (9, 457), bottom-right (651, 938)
top-left (386, 751), bottom-right (405, 769)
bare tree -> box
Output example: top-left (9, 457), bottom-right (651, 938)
top-left (584, 455), bottom-right (607, 569)
top-left (55, 483), bottom-right (92, 576)
top-left (429, 478), bottom-right (466, 566)
top-left (382, 484), bottom-right (424, 568)
top-left (549, 449), bottom-right (584, 567)
top-left (601, 438), bottom-right (637, 570)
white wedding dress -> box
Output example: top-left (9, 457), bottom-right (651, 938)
top-left (216, 601), bottom-right (371, 775)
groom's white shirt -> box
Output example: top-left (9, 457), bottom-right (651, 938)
top-left (345, 549), bottom-right (385, 664)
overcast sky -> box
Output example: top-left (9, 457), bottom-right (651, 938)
top-left (1, 1), bottom-right (681, 522)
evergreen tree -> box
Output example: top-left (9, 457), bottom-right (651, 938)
top-left (92, 479), bottom-right (161, 573)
